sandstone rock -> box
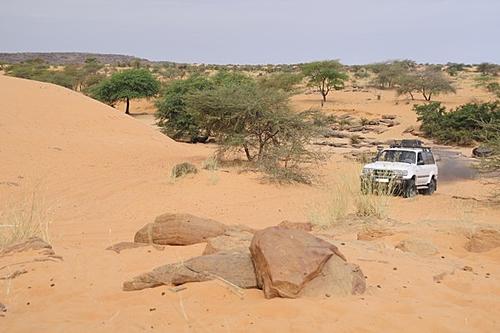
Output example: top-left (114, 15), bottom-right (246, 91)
top-left (300, 255), bottom-right (366, 297)
top-left (0, 302), bottom-right (6, 316)
top-left (382, 114), bottom-right (397, 120)
top-left (278, 220), bottom-right (313, 232)
top-left (203, 230), bottom-right (253, 255)
top-left (395, 238), bottom-right (438, 256)
top-left (123, 251), bottom-right (256, 291)
top-left (357, 227), bottom-right (394, 241)
top-left (123, 263), bottom-right (202, 291)
top-left (0, 237), bottom-right (53, 256)
top-left (134, 213), bottom-right (226, 245)
top-left (106, 242), bottom-right (164, 254)
top-left (465, 227), bottom-right (500, 252)
top-left (185, 251), bottom-right (257, 288)
top-left (250, 226), bottom-right (346, 299)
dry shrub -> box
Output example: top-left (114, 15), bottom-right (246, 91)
top-left (308, 162), bottom-right (394, 228)
top-left (171, 162), bottom-right (198, 180)
top-left (0, 191), bottom-right (50, 249)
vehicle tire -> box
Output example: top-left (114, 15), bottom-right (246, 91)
top-left (423, 178), bottom-right (436, 195)
top-left (403, 178), bottom-right (417, 198)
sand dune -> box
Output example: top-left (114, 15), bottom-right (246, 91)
top-left (1, 74), bottom-right (499, 332)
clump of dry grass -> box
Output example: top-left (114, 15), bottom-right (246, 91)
top-left (0, 191), bottom-right (50, 250)
top-left (308, 162), bottom-right (394, 228)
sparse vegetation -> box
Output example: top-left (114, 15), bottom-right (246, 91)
top-left (308, 163), bottom-right (393, 228)
top-left (0, 192), bottom-right (50, 249)
top-left (414, 101), bottom-right (500, 146)
top-left (171, 162), bottom-right (198, 179)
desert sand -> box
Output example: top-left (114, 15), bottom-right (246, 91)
top-left (1, 73), bottom-right (499, 332)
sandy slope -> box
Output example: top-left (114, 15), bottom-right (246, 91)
top-left (1, 74), bottom-right (500, 332)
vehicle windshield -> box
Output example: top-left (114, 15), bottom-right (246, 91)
top-left (377, 150), bottom-right (416, 164)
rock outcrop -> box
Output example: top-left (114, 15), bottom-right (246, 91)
top-left (249, 226), bottom-right (349, 298)
top-left (123, 251), bottom-right (256, 291)
top-left (300, 255), bottom-right (366, 297)
top-left (134, 213), bottom-right (227, 245)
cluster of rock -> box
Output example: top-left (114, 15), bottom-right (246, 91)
top-left (314, 115), bottom-right (399, 149)
top-left (0, 237), bottom-right (62, 281)
top-left (120, 213), bottom-right (366, 299)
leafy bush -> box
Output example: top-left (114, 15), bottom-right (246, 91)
top-left (414, 102), bottom-right (500, 145)
top-left (258, 72), bottom-right (303, 92)
top-left (155, 74), bottom-right (213, 140)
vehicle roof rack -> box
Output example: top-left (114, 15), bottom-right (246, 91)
top-left (390, 139), bottom-right (432, 150)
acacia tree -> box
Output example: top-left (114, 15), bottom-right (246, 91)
top-left (396, 69), bottom-right (455, 101)
top-left (302, 61), bottom-right (348, 104)
top-left (90, 69), bottom-right (160, 114)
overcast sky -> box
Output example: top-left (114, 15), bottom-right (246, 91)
top-left (1, 0), bottom-right (499, 64)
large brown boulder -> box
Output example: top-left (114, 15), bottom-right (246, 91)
top-left (250, 226), bottom-right (347, 299)
top-left (134, 213), bottom-right (227, 245)
top-left (123, 251), bottom-right (257, 291)
top-left (465, 227), bottom-right (500, 252)
top-left (300, 255), bottom-right (366, 297)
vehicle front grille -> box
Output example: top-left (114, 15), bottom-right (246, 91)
top-left (373, 170), bottom-right (395, 178)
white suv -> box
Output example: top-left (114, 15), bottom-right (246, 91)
top-left (360, 140), bottom-right (438, 198)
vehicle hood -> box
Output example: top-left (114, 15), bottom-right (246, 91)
top-left (363, 161), bottom-right (413, 171)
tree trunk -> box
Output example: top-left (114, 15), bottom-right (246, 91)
top-left (125, 97), bottom-right (130, 115)
top-left (243, 144), bottom-right (252, 161)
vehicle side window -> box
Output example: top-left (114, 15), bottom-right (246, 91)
top-left (417, 152), bottom-right (424, 165)
top-left (423, 151), bottom-right (435, 164)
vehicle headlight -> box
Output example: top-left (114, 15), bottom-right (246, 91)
top-left (394, 170), bottom-right (408, 177)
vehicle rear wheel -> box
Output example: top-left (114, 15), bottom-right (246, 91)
top-left (403, 178), bottom-right (417, 198)
top-left (423, 178), bottom-right (436, 195)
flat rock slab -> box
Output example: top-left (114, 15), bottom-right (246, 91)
top-left (250, 226), bottom-right (346, 299)
top-left (123, 251), bottom-right (256, 291)
top-left (134, 213), bottom-right (227, 245)
top-left (0, 237), bottom-right (53, 256)
top-left (106, 242), bottom-right (164, 254)
top-left (203, 229), bottom-right (254, 255)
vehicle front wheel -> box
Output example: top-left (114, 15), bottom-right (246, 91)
top-left (423, 178), bottom-right (436, 195)
top-left (403, 178), bottom-right (417, 198)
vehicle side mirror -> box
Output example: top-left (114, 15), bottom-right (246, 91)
top-left (371, 157), bottom-right (377, 162)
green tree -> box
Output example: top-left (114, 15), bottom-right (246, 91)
top-left (90, 69), bottom-right (160, 114)
top-left (367, 60), bottom-right (416, 88)
top-left (155, 74), bottom-right (213, 140)
top-left (396, 69), bottom-right (455, 101)
top-left (302, 60), bottom-right (348, 104)
top-left (185, 82), bottom-right (321, 182)
top-left (477, 62), bottom-right (499, 76)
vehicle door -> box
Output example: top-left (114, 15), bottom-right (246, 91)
top-left (415, 152), bottom-right (429, 185)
